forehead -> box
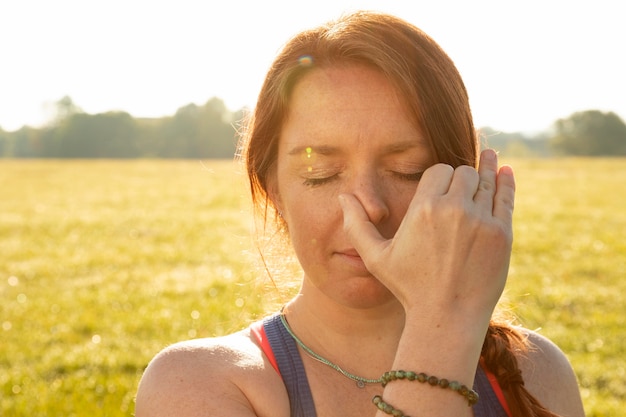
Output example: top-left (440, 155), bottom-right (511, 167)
top-left (280, 65), bottom-right (424, 149)
top-left (288, 65), bottom-right (405, 118)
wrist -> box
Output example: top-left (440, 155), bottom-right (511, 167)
top-left (393, 314), bottom-right (487, 384)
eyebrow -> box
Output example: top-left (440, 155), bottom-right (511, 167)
top-left (287, 145), bottom-right (342, 156)
top-left (287, 140), bottom-right (425, 156)
top-left (382, 140), bottom-right (426, 154)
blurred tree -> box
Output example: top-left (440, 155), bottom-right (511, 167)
top-left (158, 97), bottom-right (238, 158)
top-left (135, 117), bottom-right (166, 157)
top-left (0, 127), bottom-right (6, 156)
top-left (201, 97), bottom-right (239, 158)
top-left (479, 127), bottom-right (551, 157)
top-left (163, 103), bottom-right (202, 158)
top-left (551, 110), bottom-right (626, 156)
top-left (49, 95), bottom-right (84, 125)
top-left (9, 126), bottom-right (44, 157)
top-left (52, 111), bottom-right (138, 158)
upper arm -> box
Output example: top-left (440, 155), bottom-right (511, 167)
top-left (135, 342), bottom-right (258, 417)
top-left (135, 335), bottom-right (289, 417)
top-left (518, 330), bottom-right (586, 417)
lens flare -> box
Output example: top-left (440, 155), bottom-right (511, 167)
top-left (298, 55), bottom-right (314, 66)
top-left (301, 146), bottom-right (317, 172)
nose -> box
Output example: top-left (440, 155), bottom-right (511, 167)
top-left (349, 173), bottom-right (390, 226)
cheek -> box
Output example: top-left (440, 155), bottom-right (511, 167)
top-left (394, 188), bottom-right (415, 217)
top-left (283, 193), bottom-right (341, 246)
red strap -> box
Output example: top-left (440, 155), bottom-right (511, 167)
top-left (480, 358), bottom-right (512, 417)
top-left (250, 320), bottom-right (281, 376)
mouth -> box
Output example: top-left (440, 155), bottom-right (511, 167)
top-left (336, 248), bottom-right (367, 270)
top-left (338, 248), bottom-right (361, 258)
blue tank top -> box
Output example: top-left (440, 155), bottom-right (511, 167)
top-left (263, 314), bottom-right (509, 417)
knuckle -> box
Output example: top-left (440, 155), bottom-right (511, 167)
top-left (485, 221), bottom-right (513, 246)
top-left (427, 163), bottom-right (454, 177)
top-left (454, 164), bottom-right (476, 176)
top-left (478, 179), bottom-right (495, 193)
top-left (496, 194), bottom-right (515, 211)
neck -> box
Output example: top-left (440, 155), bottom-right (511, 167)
top-left (283, 286), bottom-right (406, 376)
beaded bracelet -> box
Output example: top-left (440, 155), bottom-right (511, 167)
top-left (372, 370), bottom-right (479, 415)
top-left (372, 395), bottom-right (410, 417)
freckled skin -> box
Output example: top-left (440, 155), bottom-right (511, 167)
top-left (274, 65), bottom-right (432, 309)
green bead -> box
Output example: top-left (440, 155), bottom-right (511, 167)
top-left (468, 391), bottom-right (480, 405)
top-left (375, 370), bottom-right (478, 410)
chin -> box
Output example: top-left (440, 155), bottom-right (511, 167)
top-left (333, 277), bottom-right (396, 309)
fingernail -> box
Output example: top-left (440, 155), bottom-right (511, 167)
top-left (484, 149), bottom-right (497, 160)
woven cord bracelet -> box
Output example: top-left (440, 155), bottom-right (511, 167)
top-left (372, 370), bottom-right (479, 416)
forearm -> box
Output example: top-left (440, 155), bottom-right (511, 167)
top-left (375, 315), bottom-right (485, 417)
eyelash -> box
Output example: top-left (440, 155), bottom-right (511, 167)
top-left (302, 174), bottom-right (339, 187)
top-left (393, 171), bottom-right (424, 182)
top-left (302, 171), bottom-right (423, 187)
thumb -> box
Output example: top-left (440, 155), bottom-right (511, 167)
top-left (338, 194), bottom-right (388, 266)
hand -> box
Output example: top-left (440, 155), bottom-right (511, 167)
top-left (339, 149), bottom-right (515, 330)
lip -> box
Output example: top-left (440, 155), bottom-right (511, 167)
top-left (335, 248), bottom-right (368, 272)
top-left (338, 248), bottom-right (361, 258)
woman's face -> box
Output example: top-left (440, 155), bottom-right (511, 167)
top-left (273, 64), bottom-right (433, 308)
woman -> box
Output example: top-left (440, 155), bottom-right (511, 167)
top-left (136, 11), bottom-right (584, 417)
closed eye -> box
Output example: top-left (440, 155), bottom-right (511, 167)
top-left (302, 173), bottom-right (340, 187)
top-left (393, 171), bottom-right (424, 182)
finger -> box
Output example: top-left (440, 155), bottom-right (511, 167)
top-left (493, 164), bottom-right (516, 223)
top-left (473, 149), bottom-right (498, 211)
top-left (413, 163), bottom-right (455, 197)
top-left (447, 165), bottom-right (479, 200)
top-left (338, 193), bottom-right (388, 263)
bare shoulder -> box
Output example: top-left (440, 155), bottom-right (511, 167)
top-left (135, 326), bottom-right (289, 417)
top-left (516, 328), bottom-right (586, 417)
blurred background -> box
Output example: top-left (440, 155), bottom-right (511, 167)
top-left (1, 0), bottom-right (625, 158)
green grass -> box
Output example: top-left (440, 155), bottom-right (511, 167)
top-left (503, 158), bottom-right (626, 415)
top-left (1, 158), bottom-right (624, 416)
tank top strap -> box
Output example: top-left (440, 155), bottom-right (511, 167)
top-left (473, 365), bottom-right (510, 417)
top-left (263, 314), bottom-right (317, 417)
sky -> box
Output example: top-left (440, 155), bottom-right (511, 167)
top-left (1, 0), bottom-right (624, 133)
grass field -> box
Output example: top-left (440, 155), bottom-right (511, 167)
top-left (1, 158), bottom-right (624, 416)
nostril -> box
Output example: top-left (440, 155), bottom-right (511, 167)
top-left (358, 197), bottom-right (390, 225)
top-left (348, 175), bottom-right (391, 225)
